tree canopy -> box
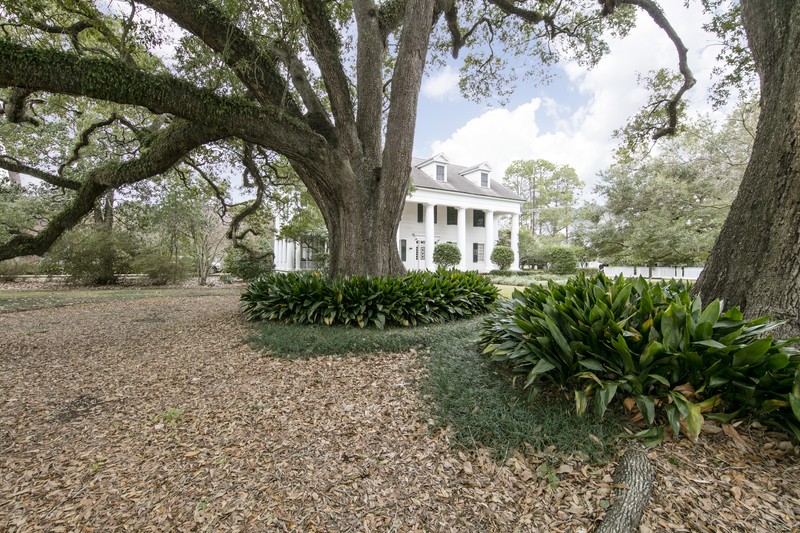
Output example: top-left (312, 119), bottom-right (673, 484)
top-left (579, 101), bottom-right (757, 265)
top-left (0, 0), bottom-right (696, 276)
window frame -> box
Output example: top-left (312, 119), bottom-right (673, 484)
top-left (446, 207), bottom-right (458, 225)
top-left (473, 242), bottom-right (485, 262)
top-left (473, 209), bottom-right (485, 227)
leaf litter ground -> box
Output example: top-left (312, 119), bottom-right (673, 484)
top-left (0, 287), bottom-right (798, 531)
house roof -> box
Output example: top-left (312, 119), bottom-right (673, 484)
top-left (410, 157), bottom-right (522, 202)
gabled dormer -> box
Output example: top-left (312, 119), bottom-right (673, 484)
top-left (417, 153), bottom-right (450, 182)
top-left (459, 162), bottom-right (492, 188)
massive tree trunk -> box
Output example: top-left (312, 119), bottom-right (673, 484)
top-left (301, 155), bottom-right (408, 277)
top-left (694, 0), bottom-right (800, 337)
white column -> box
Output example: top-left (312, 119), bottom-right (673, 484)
top-left (274, 214), bottom-right (281, 270)
top-left (457, 207), bottom-right (467, 271)
top-left (295, 243), bottom-right (302, 270)
top-left (425, 204), bottom-right (435, 270)
top-left (288, 241), bottom-right (295, 271)
top-left (511, 213), bottom-right (520, 271)
top-left (485, 210), bottom-right (495, 271)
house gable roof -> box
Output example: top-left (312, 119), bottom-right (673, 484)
top-left (410, 157), bottom-right (522, 202)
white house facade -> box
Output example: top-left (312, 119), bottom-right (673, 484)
top-left (275, 153), bottom-right (524, 272)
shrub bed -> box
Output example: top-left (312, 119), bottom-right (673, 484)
top-left (241, 269), bottom-right (498, 329)
top-left (480, 273), bottom-right (800, 444)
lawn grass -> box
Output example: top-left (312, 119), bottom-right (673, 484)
top-left (249, 317), bottom-right (621, 463)
top-left (495, 284), bottom-right (527, 298)
top-left (0, 286), bottom-right (240, 313)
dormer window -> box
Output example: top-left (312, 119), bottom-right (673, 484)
top-left (480, 172), bottom-right (489, 188)
top-left (436, 164), bottom-right (445, 182)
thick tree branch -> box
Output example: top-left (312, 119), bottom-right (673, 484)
top-left (354, 0), bottom-right (384, 162)
top-left (486, 0), bottom-right (545, 24)
top-left (0, 40), bottom-right (324, 160)
top-left (619, 0), bottom-right (696, 139)
top-left (2, 87), bottom-right (40, 125)
top-left (59, 114), bottom-right (120, 174)
top-left (383, 0), bottom-right (436, 185)
top-left (269, 41), bottom-right (335, 139)
top-left (0, 121), bottom-right (222, 260)
top-left (297, 0), bottom-right (358, 152)
top-left (229, 152), bottom-right (267, 246)
top-left (0, 155), bottom-right (81, 190)
top-left (138, 0), bottom-right (300, 117)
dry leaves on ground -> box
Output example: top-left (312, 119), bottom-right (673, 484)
top-left (0, 289), bottom-right (798, 531)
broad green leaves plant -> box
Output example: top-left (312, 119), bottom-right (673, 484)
top-left (480, 273), bottom-right (800, 444)
top-left (241, 269), bottom-right (498, 329)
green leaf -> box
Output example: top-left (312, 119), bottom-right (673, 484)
top-left (611, 284), bottom-right (632, 315)
top-left (610, 334), bottom-right (635, 374)
top-left (693, 339), bottom-right (726, 349)
top-left (699, 299), bottom-right (721, 326)
top-left (731, 338), bottom-right (772, 367)
top-left (640, 341), bottom-right (664, 368)
top-left (622, 427), bottom-right (663, 448)
top-left (661, 304), bottom-right (682, 352)
top-left (665, 404), bottom-right (681, 437)
top-left (763, 352), bottom-right (790, 371)
top-left (595, 382), bottom-right (619, 419)
top-left (544, 314), bottom-right (573, 364)
top-left (789, 393), bottom-right (800, 422)
top-left (577, 358), bottom-right (606, 371)
top-left (635, 395), bottom-right (656, 425)
top-left (693, 322), bottom-right (713, 342)
top-left (648, 373), bottom-right (671, 387)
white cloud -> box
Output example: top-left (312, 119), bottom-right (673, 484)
top-left (421, 66), bottom-right (461, 101)
top-left (426, 3), bottom-right (726, 199)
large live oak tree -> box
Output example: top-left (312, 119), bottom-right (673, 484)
top-left (0, 0), bottom-right (690, 276)
top-left (693, 0), bottom-right (800, 336)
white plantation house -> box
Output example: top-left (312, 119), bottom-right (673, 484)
top-left (275, 153), bottom-right (524, 272)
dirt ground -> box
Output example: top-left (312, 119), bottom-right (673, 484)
top-left (1, 289), bottom-right (798, 531)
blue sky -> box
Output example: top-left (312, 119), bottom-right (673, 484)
top-left (412, 1), bottom-right (728, 199)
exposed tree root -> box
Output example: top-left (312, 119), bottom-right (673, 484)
top-left (596, 448), bottom-right (655, 533)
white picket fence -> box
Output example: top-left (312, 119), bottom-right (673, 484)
top-left (598, 265), bottom-right (704, 281)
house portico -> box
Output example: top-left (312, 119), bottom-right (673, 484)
top-left (274, 153), bottom-right (523, 273)
top-left (398, 154), bottom-right (523, 273)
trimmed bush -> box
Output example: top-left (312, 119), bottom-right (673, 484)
top-left (548, 246), bottom-right (577, 275)
top-left (480, 273), bottom-right (800, 444)
top-left (491, 245), bottom-right (515, 270)
top-left (433, 243), bottom-right (461, 268)
top-left (241, 269), bottom-right (498, 329)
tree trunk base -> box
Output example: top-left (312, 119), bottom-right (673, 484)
top-left (595, 448), bottom-right (655, 533)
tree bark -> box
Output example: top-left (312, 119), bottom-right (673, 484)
top-left (694, 0), bottom-right (800, 337)
top-left (595, 448), bottom-right (655, 533)
top-left (306, 157), bottom-right (406, 277)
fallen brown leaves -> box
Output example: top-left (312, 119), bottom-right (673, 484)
top-left (0, 289), bottom-right (798, 531)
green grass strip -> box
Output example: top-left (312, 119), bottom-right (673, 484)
top-left (249, 317), bottom-right (621, 462)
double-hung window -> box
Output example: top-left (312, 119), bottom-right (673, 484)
top-left (473, 209), bottom-right (485, 227)
top-left (473, 243), bottom-right (485, 262)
